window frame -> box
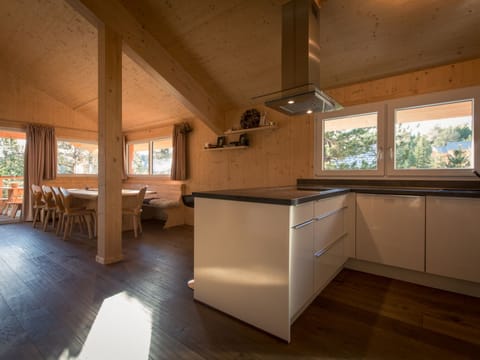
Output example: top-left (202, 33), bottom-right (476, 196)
top-left (126, 137), bottom-right (172, 177)
top-left (314, 85), bottom-right (479, 179)
top-left (56, 138), bottom-right (98, 176)
top-left (315, 102), bottom-right (386, 177)
top-left (386, 86), bottom-right (479, 177)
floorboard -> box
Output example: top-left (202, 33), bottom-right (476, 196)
top-left (0, 221), bottom-right (479, 359)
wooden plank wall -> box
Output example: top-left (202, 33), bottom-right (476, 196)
top-left (327, 58), bottom-right (480, 107)
top-left (0, 67), bottom-right (96, 131)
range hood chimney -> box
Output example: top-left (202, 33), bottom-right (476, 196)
top-left (261, 0), bottom-right (342, 115)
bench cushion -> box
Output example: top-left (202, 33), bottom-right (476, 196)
top-left (143, 198), bottom-right (180, 208)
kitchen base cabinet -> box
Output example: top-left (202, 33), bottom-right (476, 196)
top-left (290, 202), bottom-right (314, 318)
top-left (356, 194), bottom-right (425, 272)
top-left (426, 196), bottom-right (480, 283)
top-left (195, 198), bottom-right (291, 341)
top-left (194, 194), bottom-right (350, 342)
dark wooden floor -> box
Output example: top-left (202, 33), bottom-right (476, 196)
top-left (0, 221), bottom-right (479, 360)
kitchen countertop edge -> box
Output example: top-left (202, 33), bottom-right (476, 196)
top-left (193, 185), bottom-right (480, 206)
top-left (192, 188), bottom-right (350, 205)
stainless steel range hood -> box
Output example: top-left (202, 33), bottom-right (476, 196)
top-left (260, 0), bottom-right (342, 115)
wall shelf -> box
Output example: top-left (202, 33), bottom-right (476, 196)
top-left (203, 124), bottom-right (277, 151)
top-left (224, 124), bottom-right (278, 135)
top-left (203, 145), bottom-right (248, 151)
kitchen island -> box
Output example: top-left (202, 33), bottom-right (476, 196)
top-left (192, 186), bottom-right (354, 342)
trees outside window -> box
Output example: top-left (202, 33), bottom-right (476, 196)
top-left (394, 100), bottom-right (473, 170)
top-left (0, 137), bottom-right (25, 180)
top-left (322, 113), bottom-right (379, 171)
top-left (127, 138), bottom-right (172, 176)
top-left (57, 140), bottom-right (98, 175)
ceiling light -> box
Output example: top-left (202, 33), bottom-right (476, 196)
top-left (287, 100), bottom-right (295, 104)
top-left (306, 110), bottom-right (313, 114)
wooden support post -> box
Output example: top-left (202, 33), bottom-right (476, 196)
top-left (96, 23), bottom-right (123, 264)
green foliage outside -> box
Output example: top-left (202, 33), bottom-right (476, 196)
top-left (57, 141), bottom-right (98, 174)
top-left (133, 151), bottom-right (149, 174)
top-left (152, 148), bottom-right (172, 175)
top-left (324, 123), bottom-right (472, 170)
top-left (324, 127), bottom-right (377, 170)
top-left (395, 124), bottom-right (471, 169)
top-left (0, 138), bottom-right (25, 178)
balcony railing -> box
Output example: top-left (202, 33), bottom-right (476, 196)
top-left (0, 175), bottom-right (24, 198)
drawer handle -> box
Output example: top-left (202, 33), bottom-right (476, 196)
top-left (314, 206), bottom-right (347, 221)
top-left (314, 233), bottom-right (346, 257)
top-left (292, 218), bottom-right (315, 230)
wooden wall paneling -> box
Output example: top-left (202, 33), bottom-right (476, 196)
top-left (290, 115), bottom-right (314, 180)
top-left (327, 58), bottom-right (480, 107)
top-left (56, 127), bottom-right (97, 142)
top-left (43, 176), bottom-right (98, 190)
top-left (125, 125), bottom-right (173, 142)
top-left (96, 24), bottom-right (123, 265)
top-left (0, 67), bottom-right (96, 131)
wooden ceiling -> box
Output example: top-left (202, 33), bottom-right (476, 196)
top-left (0, 0), bottom-right (479, 131)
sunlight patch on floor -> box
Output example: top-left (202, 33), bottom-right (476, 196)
top-left (60, 292), bottom-right (152, 360)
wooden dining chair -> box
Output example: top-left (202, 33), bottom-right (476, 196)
top-left (31, 184), bottom-right (46, 228)
top-left (122, 187), bottom-right (147, 238)
top-left (59, 187), bottom-right (96, 241)
top-left (42, 185), bottom-right (57, 231)
top-left (51, 187), bottom-right (66, 236)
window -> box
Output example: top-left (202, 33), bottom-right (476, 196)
top-left (316, 103), bottom-right (385, 176)
top-left (152, 138), bottom-right (173, 175)
top-left (394, 100), bottom-right (473, 170)
top-left (315, 86), bottom-right (479, 178)
top-left (127, 138), bottom-right (172, 176)
top-left (323, 113), bottom-right (378, 170)
top-left (57, 140), bottom-right (98, 175)
top-left (0, 129), bottom-right (25, 192)
top-left (128, 142), bottom-right (149, 175)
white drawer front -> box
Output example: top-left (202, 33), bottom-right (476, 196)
top-left (314, 195), bottom-right (346, 216)
top-left (314, 237), bottom-right (346, 293)
top-left (314, 209), bottom-right (345, 252)
top-left (290, 202), bottom-right (314, 227)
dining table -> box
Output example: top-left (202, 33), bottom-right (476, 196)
top-left (68, 188), bottom-right (150, 231)
top-left (68, 188), bottom-right (143, 205)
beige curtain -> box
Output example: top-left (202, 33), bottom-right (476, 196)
top-left (23, 125), bottom-right (57, 221)
top-left (171, 122), bottom-right (191, 180)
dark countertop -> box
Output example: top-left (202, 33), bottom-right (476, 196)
top-left (192, 186), bottom-right (349, 205)
top-left (193, 181), bottom-right (480, 206)
top-left (298, 185), bottom-right (480, 198)
top-left (297, 178), bottom-right (480, 198)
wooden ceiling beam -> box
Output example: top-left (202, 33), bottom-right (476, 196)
top-left (67, 0), bottom-right (224, 134)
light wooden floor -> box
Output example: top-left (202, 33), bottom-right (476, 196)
top-left (0, 221), bottom-right (479, 359)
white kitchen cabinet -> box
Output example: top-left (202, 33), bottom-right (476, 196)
top-left (426, 196), bottom-right (480, 283)
top-left (290, 203), bottom-right (314, 318)
top-left (195, 197), bottom-right (291, 341)
top-left (194, 193), bottom-right (350, 342)
top-left (313, 195), bottom-right (348, 293)
top-left (356, 194), bottom-right (425, 272)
